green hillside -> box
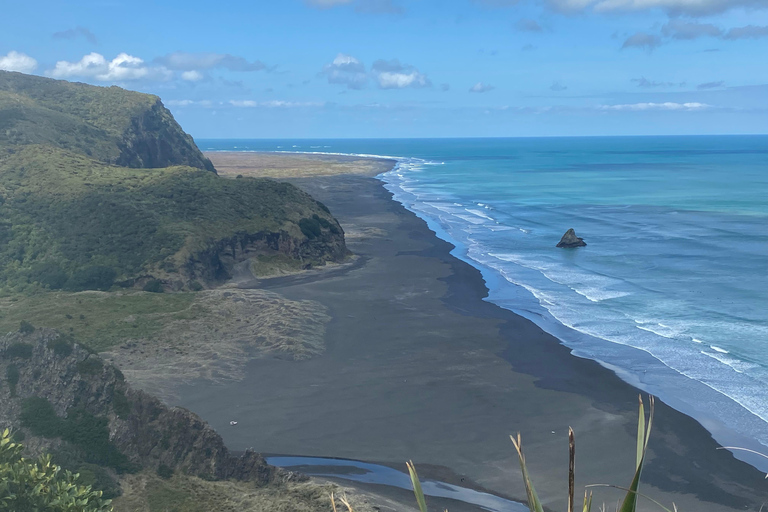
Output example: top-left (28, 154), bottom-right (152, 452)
top-left (0, 71), bottom-right (215, 171)
top-left (0, 72), bottom-right (347, 293)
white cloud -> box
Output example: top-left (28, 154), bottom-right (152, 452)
top-left (600, 102), bottom-right (710, 111)
top-left (321, 53), bottom-right (369, 89)
top-left (166, 99), bottom-right (214, 107)
top-left (547, 0), bottom-right (765, 16)
top-left (0, 51), bottom-right (38, 74)
top-left (377, 71), bottom-right (429, 88)
top-left (371, 59), bottom-right (430, 89)
top-left (155, 52), bottom-right (265, 72)
top-left (181, 70), bottom-right (205, 82)
top-left (469, 82), bottom-right (495, 93)
top-left (49, 52), bottom-right (172, 82)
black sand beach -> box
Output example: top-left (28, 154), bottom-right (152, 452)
top-left (179, 153), bottom-right (768, 511)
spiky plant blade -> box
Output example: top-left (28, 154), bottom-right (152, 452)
top-left (618, 396), bottom-right (655, 512)
top-left (510, 433), bottom-right (545, 512)
top-left (407, 461), bottom-right (429, 512)
top-left (582, 490), bottom-right (593, 512)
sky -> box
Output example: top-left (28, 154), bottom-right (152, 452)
top-left (1, 0), bottom-right (767, 138)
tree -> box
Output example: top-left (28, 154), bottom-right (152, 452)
top-left (0, 429), bottom-right (113, 512)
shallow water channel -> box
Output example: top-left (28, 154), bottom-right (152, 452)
top-left (266, 456), bottom-right (528, 512)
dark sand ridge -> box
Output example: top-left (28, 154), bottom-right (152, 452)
top-left (176, 152), bottom-right (768, 511)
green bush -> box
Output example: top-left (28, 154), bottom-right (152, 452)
top-left (188, 280), bottom-right (203, 292)
top-left (48, 337), bottom-right (74, 357)
top-left (0, 429), bottom-right (113, 512)
top-left (74, 463), bottom-right (122, 500)
top-left (18, 321), bottom-right (35, 334)
top-left (111, 389), bottom-right (132, 418)
top-left (6, 341), bottom-right (33, 358)
top-left (142, 279), bottom-right (164, 293)
top-left (66, 266), bottom-right (116, 292)
top-left (156, 464), bottom-right (174, 479)
top-left (29, 261), bottom-right (69, 290)
top-left (77, 357), bottom-right (104, 376)
top-left (299, 217), bottom-right (322, 239)
top-left (20, 397), bottom-right (62, 438)
top-left (6, 364), bottom-right (20, 397)
top-left (19, 397), bottom-right (135, 474)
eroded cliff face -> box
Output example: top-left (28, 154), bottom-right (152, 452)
top-left (0, 329), bottom-right (291, 484)
top-left (184, 223), bottom-right (349, 284)
top-left (115, 99), bottom-right (216, 173)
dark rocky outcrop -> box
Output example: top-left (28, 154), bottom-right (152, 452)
top-left (185, 225), bottom-right (348, 285)
top-left (115, 99), bottom-right (216, 172)
top-left (0, 329), bottom-right (299, 484)
top-left (556, 228), bottom-right (587, 248)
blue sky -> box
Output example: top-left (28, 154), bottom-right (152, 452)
top-left (1, 0), bottom-right (767, 138)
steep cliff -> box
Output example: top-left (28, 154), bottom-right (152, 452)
top-left (0, 72), bottom-right (349, 291)
top-left (0, 70), bottom-right (214, 172)
top-left (0, 329), bottom-right (294, 488)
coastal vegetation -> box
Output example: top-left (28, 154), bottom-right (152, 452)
top-left (0, 71), bottom-right (347, 295)
top-left (0, 428), bottom-right (113, 512)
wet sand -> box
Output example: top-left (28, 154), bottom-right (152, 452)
top-left (178, 152), bottom-right (768, 511)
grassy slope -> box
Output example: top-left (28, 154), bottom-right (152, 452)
top-left (0, 72), bottom-right (158, 164)
top-left (0, 292), bottom-right (196, 352)
top-left (0, 145), bottom-right (337, 291)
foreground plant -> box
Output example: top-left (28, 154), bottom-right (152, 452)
top-left (0, 428), bottom-right (113, 512)
top-left (406, 395), bottom-right (676, 512)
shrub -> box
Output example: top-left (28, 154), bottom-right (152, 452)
top-left (6, 364), bottom-right (20, 397)
top-left (18, 320), bottom-right (35, 334)
top-left (299, 217), bottom-right (322, 239)
top-left (29, 261), bottom-right (69, 290)
top-left (157, 464), bottom-right (174, 479)
top-left (20, 397), bottom-right (135, 474)
top-left (77, 357), bottom-right (103, 376)
top-left (142, 279), bottom-right (164, 293)
top-left (111, 389), bottom-right (132, 418)
top-left (0, 429), bottom-right (113, 512)
top-left (20, 397), bottom-right (62, 438)
top-left (188, 280), bottom-right (203, 292)
top-left (48, 337), bottom-right (74, 357)
top-left (66, 266), bottom-right (116, 291)
top-left (6, 341), bottom-right (33, 358)
top-left (74, 463), bottom-right (122, 500)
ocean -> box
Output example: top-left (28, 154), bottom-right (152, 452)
top-left (199, 136), bottom-right (768, 461)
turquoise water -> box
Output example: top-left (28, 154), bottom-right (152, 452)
top-left (201, 136), bottom-right (768, 454)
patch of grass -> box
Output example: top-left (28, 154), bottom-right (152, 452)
top-left (114, 471), bottom-right (353, 512)
top-left (0, 291), bottom-right (196, 351)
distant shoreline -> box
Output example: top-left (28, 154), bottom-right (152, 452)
top-left (205, 150), bottom-right (397, 179)
top-left (183, 151), bottom-right (768, 511)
